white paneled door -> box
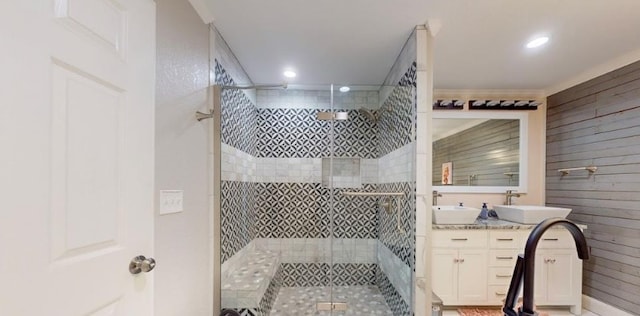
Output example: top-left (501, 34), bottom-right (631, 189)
top-left (0, 1), bottom-right (155, 315)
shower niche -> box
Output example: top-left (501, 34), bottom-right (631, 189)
top-left (322, 157), bottom-right (361, 188)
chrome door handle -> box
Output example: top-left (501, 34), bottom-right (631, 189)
top-left (129, 255), bottom-right (156, 274)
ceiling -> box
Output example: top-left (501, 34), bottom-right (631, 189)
top-left (209, 0), bottom-right (640, 92)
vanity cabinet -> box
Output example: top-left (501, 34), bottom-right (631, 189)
top-left (432, 227), bottom-right (583, 314)
top-left (432, 231), bottom-right (488, 305)
top-left (534, 230), bottom-right (584, 314)
top-left (486, 231), bottom-right (523, 305)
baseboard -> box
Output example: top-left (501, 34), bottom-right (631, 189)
top-left (582, 295), bottom-right (634, 316)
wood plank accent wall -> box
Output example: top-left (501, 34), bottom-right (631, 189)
top-left (433, 119), bottom-right (519, 186)
top-left (546, 60), bottom-right (640, 314)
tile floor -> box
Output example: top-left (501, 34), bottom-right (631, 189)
top-left (269, 286), bottom-right (393, 316)
top-left (442, 309), bottom-right (599, 316)
top-left (269, 286), bottom-right (601, 316)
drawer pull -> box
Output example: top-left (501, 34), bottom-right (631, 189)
top-left (544, 258), bottom-right (556, 263)
top-left (496, 238), bottom-right (514, 241)
top-left (496, 256), bottom-right (514, 260)
top-left (495, 291), bottom-right (506, 296)
top-left (496, 274), bottom-right (512, 278)
top-left (451, 238), bottom-right (468, 241)
top-left (542, 238), bottom-right (559, 241)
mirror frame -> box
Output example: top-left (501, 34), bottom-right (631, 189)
top-left (432, 111), bottom-right (528, 193)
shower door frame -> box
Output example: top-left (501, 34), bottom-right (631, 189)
top-left (212, 84), bottom-right (222, 315)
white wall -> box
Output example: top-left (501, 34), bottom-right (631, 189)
top-left (155, 0), bottom-right (212, 315)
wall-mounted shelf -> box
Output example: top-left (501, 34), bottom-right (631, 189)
top-left (433, 99), bottom-right (465, 110)
top-left (558, 166), bottom-right (598, 176)
top-left (469, 99), bottom-right (540, 110)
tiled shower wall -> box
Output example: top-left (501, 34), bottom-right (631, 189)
top-left (217, 49), bottom-right (417, 316)
top-left (375, 60), bottom-right (417, 316)
top-left (253, 92), bottom-right (382, 286)
top-left (216, 59), bottom-right (258, 263)
top-left (218, 70), bottom-right (384, 280)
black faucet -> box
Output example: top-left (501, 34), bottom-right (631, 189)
top-left (502, 218), bottom-right (590, 316)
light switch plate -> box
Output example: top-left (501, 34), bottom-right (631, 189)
top-left (159, 190), bottom-right (183, 215)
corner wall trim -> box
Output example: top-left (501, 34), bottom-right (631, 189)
top-left (582, 295), bottom-right (634, 316)
top-left (188, 0), bottom-right (215, 24)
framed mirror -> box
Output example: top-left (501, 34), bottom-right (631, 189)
top-left (432, 111), bottom-right (528, 193)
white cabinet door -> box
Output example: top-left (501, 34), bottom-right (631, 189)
top-left (534, 251), bottom-right (547, 303)
top-left (458, 249), bottom-right (488, 303)
top-left (535, 249), bottom-right (577, 305)
top-left (545, 250), bottom-right (577, 304)
top-left (432, 249), bottom-right (458, 304)
top-left (0, 1), bottom-right (155, 315)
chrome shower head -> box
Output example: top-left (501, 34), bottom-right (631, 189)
top-left (358, 108), bottom-right (377, 122)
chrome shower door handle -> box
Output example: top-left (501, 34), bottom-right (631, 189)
top-left (129, 255), bottom-right (156, 274)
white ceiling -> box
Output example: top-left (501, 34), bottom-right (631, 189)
top-left (209, 0), bottom-right (640, 92)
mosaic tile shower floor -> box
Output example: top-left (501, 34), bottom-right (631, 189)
top-left (269, 286), bottom-right (393, 316)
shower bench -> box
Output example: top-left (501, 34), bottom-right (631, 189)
top-left (221, 249), bottom-right (281, 316)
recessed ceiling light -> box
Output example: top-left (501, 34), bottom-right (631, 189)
top-left (339, 86), bottom-right (350, 92)
top-left (526, 36), bottom-right (549, 48)
top-left (283, 70), bottom-right (297, 78)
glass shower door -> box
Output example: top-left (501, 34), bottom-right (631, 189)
top-left (215, 77), bottom-right (415, 316)
top-left (325, 81), bottom-right (416, 316)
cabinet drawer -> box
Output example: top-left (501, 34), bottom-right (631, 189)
top-left (433, 230), bottom-right (487, 248)
top-left (488, 267), bottom-right (515, 285)
top-left (537, 230), bottom-right (575, 249)
top-left (489, 249), bottom-right (520, 267)
top-left (488, 285), bottom-right (512, 305)
top-left (489, 231), bottom-right (523, 249)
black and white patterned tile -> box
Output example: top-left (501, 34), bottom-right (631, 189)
top-left (332, 263), bottom-right (377, 286)
top-left (259, 264), bottom-right (282, 316)
top-left (221, 181), bottom-right (256, 263)
top-left (254, 183), bottom-right (329, 238)
top-left (377, 182), bottom-right (414, 267)
top-left (254, 183), bottom-right (379, 239)
top-left (216, 59), bottom-right (258, 156)
top-left (280, 262), bottom-right (330, 287)
top-left (376, 266), bottom-right (411, 316)
top-left (257, 108), bottom-right (377, 158)
top-left (233, 309), bottom-right (258, 316)
top-left (221, 308), bottom-right (257, 316)
top-left (331, 186), bottom-right (380, 239)
top-left (378, 62), bottom-right (416, 157)
top-left (280, 263), bottom-right (376, 287)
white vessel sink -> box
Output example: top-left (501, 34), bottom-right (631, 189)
top-left (494, 205), bottom-right (572, 224)
top-left (432, 205), bottom-right (480, 224)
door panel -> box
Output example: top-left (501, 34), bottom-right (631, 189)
top-left (458, 249), bottom-right (488, 303)
top-left (546, 251), bottom-right (575, 303)
top-left (0, 1), bottom-right (155, 315)
top-left (51, 62), bottom-right (124, 259)
top-left (432, 249), bottom-right (458, 303)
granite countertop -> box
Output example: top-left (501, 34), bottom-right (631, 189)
top-left (433, 218), bottom-right (588, 230)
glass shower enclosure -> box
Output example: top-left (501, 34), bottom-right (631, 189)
top-left (213, 72), bottom-right (417, 316)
